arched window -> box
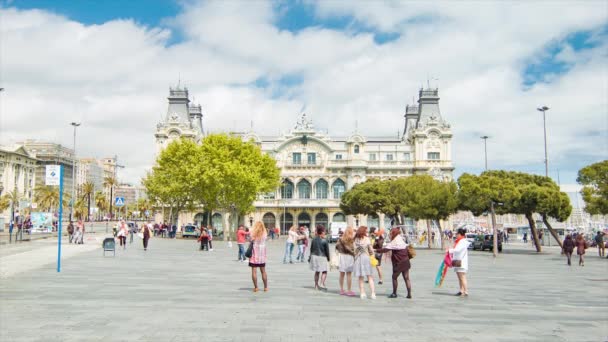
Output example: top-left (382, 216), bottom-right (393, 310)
top-left (281, 213), bottom-right (293, 234)
top-left (315, 213), bottom-right (328, 229)
top-left (354, 145), bottom-right (360, 153)
top-left (194, 212), bottom-right (209, 227)
top-left (211, 213), bottom-right (223, 230)
top-left (297, 179), bottom-right (311, 199)
top-left (332, 179), bottom-right (346, 199)
top-left (315, 179), bottom-right (328, 199)
top-left (298, 212), bottom-right (311, 228)
top-left (281, 179), bottom-right (294, 199)
top-left (263, 212), bottom-right (276, 230)
top-left (332, 212), bottom-right (346, 222)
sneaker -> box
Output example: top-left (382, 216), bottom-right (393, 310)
top-left (340, 290), bottom-right (346, 296)
top-left (388, 293), bottom-right (398, 298)
top-left (371, 293), bottom-right (376, 300)
top-left (360, 294), bottom-right (367, 299)
top-left (346, 291), bottom-right (357, 297)
top-left (378, 281), bottom-right (383, 285)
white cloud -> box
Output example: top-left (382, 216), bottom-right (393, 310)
top-left (0, 1), bottom-right (606, 186)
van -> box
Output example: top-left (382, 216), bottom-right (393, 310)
top-left (328, 222), bottom-right (347, 243)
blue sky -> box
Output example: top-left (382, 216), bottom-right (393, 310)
top-left (1, 1), bottom-right (606, 185)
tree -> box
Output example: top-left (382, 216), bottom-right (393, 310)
top-left (81, 181), bottom-right (95, 221)
top-left (142, 138), bottom-right (202, 228)
top-left (94, 191), bottom-right (107, 220)
top-left (457, 172), bottom-right (519, 256)
top-left (397, 175), bottom-right (459, 249)
top-left (33, 185), bottom-right (70, 212)
top-left (103, 176), bottom-right (117, 219)
top-left (0, 195), bottom-right (9, 212)
top-left (197, 134), bottom-right (280, 239)
top-left (577, 160), bottom-right (608, 215)
top-left (340, 179), bottom-right (394, 218)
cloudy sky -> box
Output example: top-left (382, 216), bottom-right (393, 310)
top-left (0, 0), bottom-right (606, 186)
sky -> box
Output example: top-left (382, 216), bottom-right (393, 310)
top-left (0, 0), bottom-right (606, 186)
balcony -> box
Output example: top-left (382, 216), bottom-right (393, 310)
top-left (254, 198), bottom-right (342, 208)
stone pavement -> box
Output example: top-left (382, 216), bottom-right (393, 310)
top-left (0, 236), bottom-right (606, 342)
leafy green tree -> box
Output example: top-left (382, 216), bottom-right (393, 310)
top-left (81, 181), bottom-right (95, 221)
top-left (33, 185), bottom-right (70, 212)
top-left (0, 195), bottom-right (10, 212)
top-left (142, 138), bottom-right (201, 226)
top-left (103, 176), bottom-right (118, 219)
top-left (340, 179), bottom-right (394, 218)
top-left (197, 134), bottom-right (280, 238)
top-left (398, 175), bottom-right (459, 249)
top-left (577, 160), bottom-right (608, 215)
top-left (94, 191), bottom-right (107, 219)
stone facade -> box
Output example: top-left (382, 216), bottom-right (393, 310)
top-left (0, 145), bottom-right (38, 221)
top-left (154, 86), bottom-right (453, 237)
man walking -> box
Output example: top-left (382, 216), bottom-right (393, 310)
top-left (67, 221), bottom-right (75, 243)
top-left (595, 231), bottom-right (605, 258)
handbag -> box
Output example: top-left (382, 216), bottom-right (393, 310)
top-left (370, 254), bottom-right (379, 267)
top-left (451, 260), bottom-right (462, 267)
top-left (407, 245), bottom-right (416, 259)
top-left (244, 241), bottom-right (254, 258)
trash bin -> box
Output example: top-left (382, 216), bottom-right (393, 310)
top-left (102, 237), bottom-right (116, 257)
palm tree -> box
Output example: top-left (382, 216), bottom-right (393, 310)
top-left (73, 197), bottom-right (88, 220)
top-left (0, 195), bottom-right (10, 212)
top-left (81, 182), bottom-right (95, 221)
top-left (94, 191), bottom-right (107, 220)
top-left (103, 176), bottom-right (117, 219)
top-left (33, 185), bottom-right (70, 212)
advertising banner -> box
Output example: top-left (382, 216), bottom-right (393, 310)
top-left (30, 212), bottom-right (54, 233)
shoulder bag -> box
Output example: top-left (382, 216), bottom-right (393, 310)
top-left (407, 244), bottom-right (416, 259)
top-left (244, 241), bottom-right (254, 258)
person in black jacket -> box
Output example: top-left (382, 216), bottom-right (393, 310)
top-left (309, 225), bottom-right (330, 291)
top-left (562, 234), bottom-right (575, 266)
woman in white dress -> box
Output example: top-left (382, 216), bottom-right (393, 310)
top-left (353, 226), bottom-right (376, 299)
top-left (335, 226), bottom-right (356, 296)
top-left (448, 228), bottom-right (470, 296)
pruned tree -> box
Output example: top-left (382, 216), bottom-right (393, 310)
top-left (577, 160), bottom-right (608, 215)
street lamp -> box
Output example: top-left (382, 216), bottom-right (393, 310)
top-left (537, 106), bottom-right (550, 177)
top-left (481, 135), bottom-right (498, 257)
top-left (70, 122), bottom-right (81, 222)
top-left (480, 136), bottom-right (489, 171)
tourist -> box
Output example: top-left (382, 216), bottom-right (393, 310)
top-left (562, 234), bottom-right (575, 266)
top-left (575, 233), bottom-right (587, 266)
top-left (208, 226), bottom-right (214, 251)
top-left (353, 226), bottom-right (376, 299)
top-left (372, 228), bottom-right (385, 285)
top-left (336, 226), bottom-right (356, 296)
top-left (309, 225), bottom-right (330, 291)
top-left (595, 231), bottom-right (605, 258)
top-left (448, 228), bottom-right (470, 296)
top-left (296, 226), bottom-right (306, 262)
top-left (198, 226), bottom-right (209, 251)
top-left (269, 225), bottom-right (275, 240)
top-left (67, 221), bottom-right (74, 243)
top-left (77, 219), bottom-right (85, 244)
top-left (141, 221), bottom-right (152, 251)
top-left (249, 221), bottom-right (268, 292)
top-left (237, 225), bottom-right (248, 262)
top-left (117, 220), bottom-right (128, 249)
top-left (375, 227), bottom-right (412, 299)
top-left (283, 226), bottom-right (298, 264)
top-left (523, 232), bottom-right (528, 243)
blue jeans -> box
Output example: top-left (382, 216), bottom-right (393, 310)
top-left (283, 242), bottom-right (294, 263)
top-left (296, 244), bottom-right (305, 261)
top-left (238, 243), bottom-right (245, 261)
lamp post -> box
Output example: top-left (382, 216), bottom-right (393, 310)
top-left (537, 106), bottom-right (550, 177)
top-left (481, 135), bottom-right (498, 257)
top-left (70, 122), bottom-right (81, 222)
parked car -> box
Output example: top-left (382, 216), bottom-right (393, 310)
top-left (182, 225), bottom-right (199, 238)
top-left (466, 234), bottom-right (476, 249)
top-left (472, 234), bottom-right (502, 252)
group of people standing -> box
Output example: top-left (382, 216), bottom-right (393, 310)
top-left (67, 220), bottom-right (85, 244)
top-left (115, 220), bottom-right (153, 251)
top-left (561, 231), bottom-right (606, 266)
top-left (197, 226), bottom-right (214, 251)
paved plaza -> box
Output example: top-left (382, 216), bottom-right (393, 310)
top-left (1, 234), bottom-right (606, 342)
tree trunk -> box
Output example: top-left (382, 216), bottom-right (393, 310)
top-left (491, 202), bottom-right (498, 258)
top-left (542, 214), bottom-right (563, 249)
top-left (109, 187), bottom-right (113, 220)
top-left (437, 219), bottom-right (445, 249)
top-left (525, 213), bottom-right (542, 252)
top-left (87, 194), bottom-right (91, 222)
top-left (426, 219), bottom-right (432, 249)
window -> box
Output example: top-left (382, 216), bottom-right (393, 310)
top-left (403, 152), bottom-right (411, 161)
top-left (297, 179), bottom-right (311, 199)
top-left (428, 152), bottom-right (440, 160)
top-left (354, 145), bottom-right (360, 153)
top-left (292, 153), bottom-right (301, 165)
top-left (307, 153), bottom-right (316, 165)
top-left (335, 154), bottom-right (343, 160)
top-left (332, 179), bottom-right (346, 199)
top-left (386, 154), bottom-right (393, 161)
top-left (315, 179), bottom-right (328, 199)
top-left (281, 180), bottom-right (294, 199)
top-left (369, 153), bottom-right (376, 161)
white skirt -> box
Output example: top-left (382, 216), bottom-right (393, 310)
top-left (338, 254), bottom-right (354, 273)
top-left (310, 255), bottom-right (329, 272)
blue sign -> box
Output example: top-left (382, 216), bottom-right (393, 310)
top-left (115, 197), bottom-right (125, 207)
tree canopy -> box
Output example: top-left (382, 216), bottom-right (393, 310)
top-left (577, 160), bottom-right (608, 215)
top-left (340, 179), bottom-right (393, 217)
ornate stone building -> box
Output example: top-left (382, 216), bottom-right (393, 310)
top-left (154, 87), bottom-right (453, 235)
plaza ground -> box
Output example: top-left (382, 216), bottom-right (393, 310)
top-left (0, 231), bottom-right (606, 342)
